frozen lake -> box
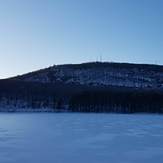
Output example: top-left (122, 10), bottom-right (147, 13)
top-left (0, 113), bottom-right (163, 163)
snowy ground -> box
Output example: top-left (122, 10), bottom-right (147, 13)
top-left (0, 113), bottom-right (163, 163)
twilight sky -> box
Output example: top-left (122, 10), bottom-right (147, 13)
top-left (0, 0), bottom-right (163, 78)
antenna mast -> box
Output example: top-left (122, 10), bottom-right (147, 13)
top-left (100, 55), bottom-right (102, 62)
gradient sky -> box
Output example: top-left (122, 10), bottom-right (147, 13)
top-left (0, 0), bottom-right (163, 78)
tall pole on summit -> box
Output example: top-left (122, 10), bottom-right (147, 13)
top-left (100, 55), bottom-right (102, 62)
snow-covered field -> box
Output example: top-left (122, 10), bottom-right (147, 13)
top-left (0, 113), bottom-right (163, 163)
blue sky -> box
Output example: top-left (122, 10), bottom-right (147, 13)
top-left (0, 0), bottom-right (163, 78)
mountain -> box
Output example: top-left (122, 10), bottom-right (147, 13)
top-left (11, 62), bottom-right (163, 89)
top-left (0, 62), bottom-right (163, 113)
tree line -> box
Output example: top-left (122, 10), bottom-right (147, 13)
top-left (0, 79), bottom-right (163, 113)
top-left (69, 89), bottom-right (163, 113)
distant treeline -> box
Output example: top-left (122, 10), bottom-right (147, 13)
top-left (69, 89), bottom-right (163, 113)
top-left (0, 79), bottom-right (163, 113)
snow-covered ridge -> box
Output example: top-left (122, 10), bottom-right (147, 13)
top-left (11, 62), bottom-right (163, 88)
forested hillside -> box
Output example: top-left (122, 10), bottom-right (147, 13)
top-left (12, 62), bottom-right (163, 88)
